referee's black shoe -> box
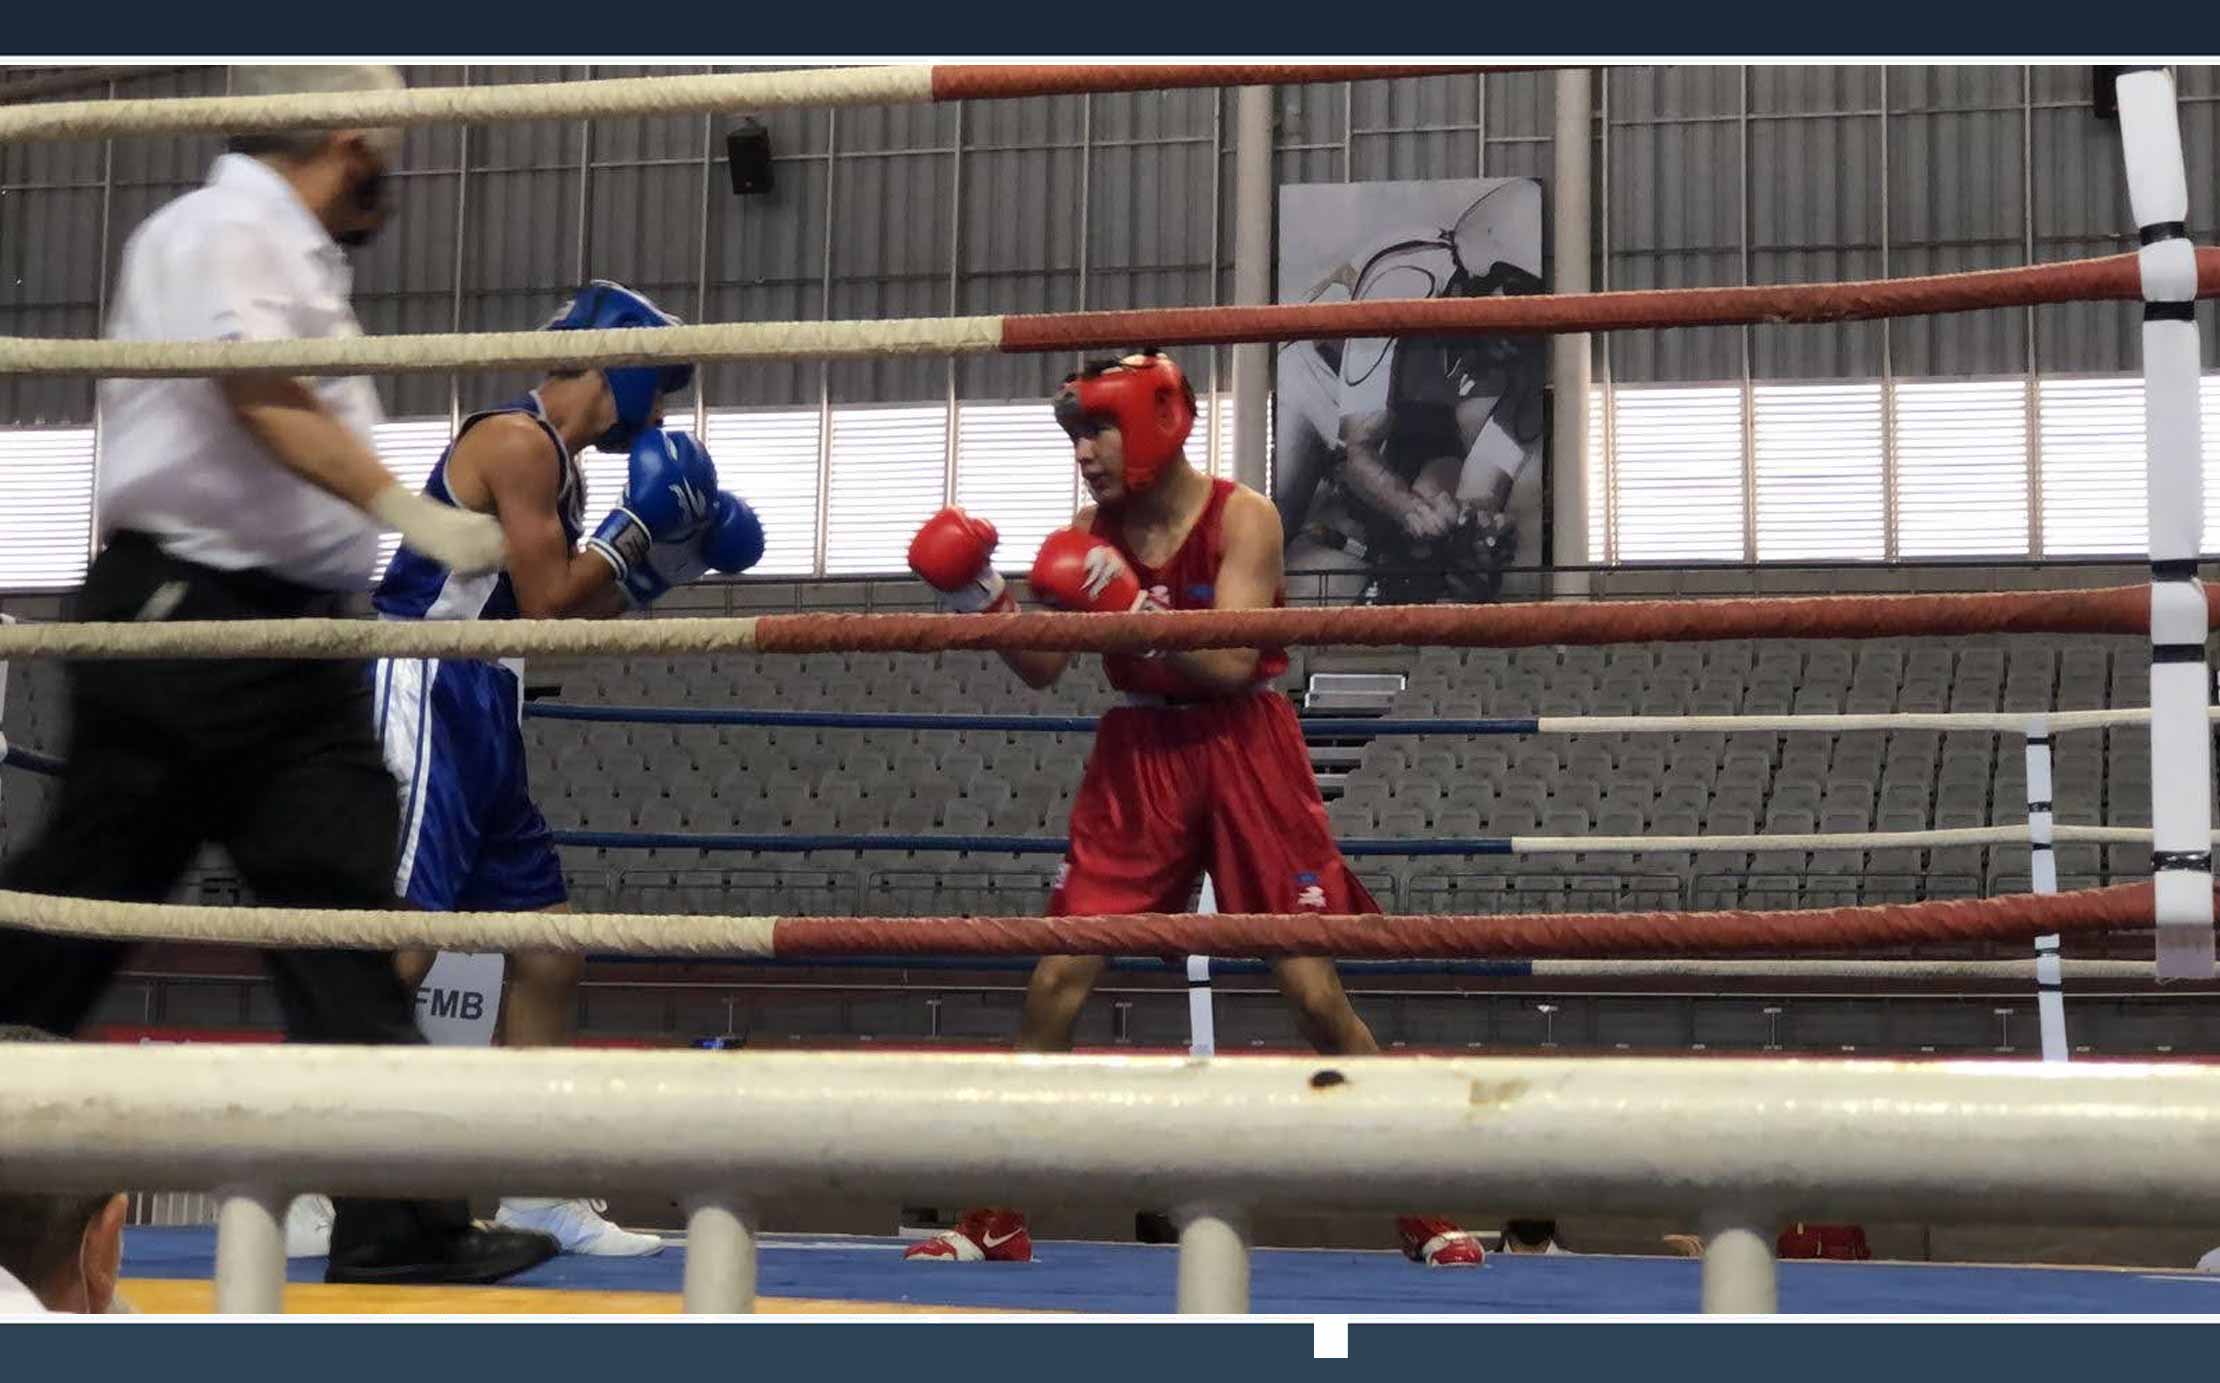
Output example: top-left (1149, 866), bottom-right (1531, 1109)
top-left (326, 1200), bottom-right (561, 1286)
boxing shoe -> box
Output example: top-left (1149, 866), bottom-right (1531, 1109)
top-left (284, 1193), bottom-right (334, 1259)
top-left (902, 1208), bottom-right (1034, 1263)
top-left (496, 1198), bottom-right (667, 1256)
top-left (1397, 1215), bottom-right (1486, 1267)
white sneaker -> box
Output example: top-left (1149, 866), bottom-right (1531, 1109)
top-left (284, 1194), bottom-right (334, 1259)
top-left (495, 1198), bottom-right (665, 1257)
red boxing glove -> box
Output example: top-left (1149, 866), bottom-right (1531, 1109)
top-left (1029, 529), bottom-right (1152, 613)
top-left (909, 507), bottom-right (1011, 613)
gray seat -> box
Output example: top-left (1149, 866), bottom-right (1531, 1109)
top-left (1711, 785), bottom-right (1765, 817)
top-left (1434, 808), bottom-right (1486, 839)
top-left (1376, 807), bottom-right (1429, 840)
top-left (634, 797), bottom-right (687, 832)
top-left (1686, 680), bottom-right (1742, 712)
top-left (1438, 778), bottom-right (1492, 810)
top-left (941, 799), bottom-right (994, 834)
top-left (1819, 801), bottom-right (1872, 832)
top-left (1618, 749), bottom-right (1667, 782)
top-left (1328, 800), bottom-right (1378, 834)
top-left (786, 799), bottom-right (840, 833)
top-left (891, 748), bottom-right (938, 782)
top-left (886, 797), bottom-right (940, 834)
top-left (1409, 750), bottom-right (1458, 780)
top-left (1486, 803), bottom-right (1542, 835)
top-left (1394, 782), bottom-right (1445, 811)
top-left (1496, 781), bottom-right (1549, 815)
top-left (1552, 782), bottom-right (1602, 815)
top-left (1768, 782), bottom-right (1822, 815)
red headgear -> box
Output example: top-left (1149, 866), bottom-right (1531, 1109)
top-left (1054, 351), bottom-right (1196, 493)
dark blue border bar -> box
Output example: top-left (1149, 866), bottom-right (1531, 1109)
top-left (532, 704), bottom-right (1103, 732)
top-left (589, 953), bottom-right (1537, 976)
top-left (549, 830), bottom-right (1516, 856)
top-left (1353, 1323), bottom-right (2220, 1375)
top-left (0, 1321), bottom-right (1318, 1379)
top-left (13, 10), bottom-right (2210, 53)
top-left (5, 1319), bottom-right (2217, 1379)
top-left (524, 702), bottom-right (1539, 737)
top-left (2, 744), bottom-right (65, 776)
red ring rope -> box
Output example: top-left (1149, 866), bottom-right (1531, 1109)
top-left (929, 66), bottom-right (1511, 102)
top-left (997, 250), bottom-right (2220, 351)
top-left (751, 584), bottom-right (2172, 655)
top-left (7, 251), bottom-right (2213, 381)
top-left (770, 885), bottom-right (2156, 959)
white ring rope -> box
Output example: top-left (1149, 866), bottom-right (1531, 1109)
top-left (0, 824), bottom-right (2173, 957)
top-left (0, 67), bottom-right (939, 141)
top-left (0, 65), bottom-right (1455, 144)
top-left (0, 612), bottom-right (2206, 692)
top-left (0, 889), bottom-right (777, 958)
top-left (0, 317), bottom-right (1010, 378)
top-left (0, 615), bottom-right (762, 660)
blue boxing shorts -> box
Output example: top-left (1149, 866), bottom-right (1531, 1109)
top-left (373, 656), bottom-right (568, 912)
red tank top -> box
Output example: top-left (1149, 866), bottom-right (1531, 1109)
top-left (1093, 478), bottom-right (1291, 698)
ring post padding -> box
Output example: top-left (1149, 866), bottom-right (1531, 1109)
top-left (2142, 320), bottom-right (2205, 561)
top-left (2148, 651), bottom-right (2215, 978)
top-left (2116, 70), bottom-right (2191, 228)
top-left (2117, 65), bottom-right (2214, 981)
top-left (2146, 584), bottom-right (2213, 979)
top-left (1187, 955), bottom-right (1217, 1060)
top-left (2139, 237), bottom-right (2199, 302)
top-left (1188, 874), bottom-right (1220, 1058)
top-left (2022, 720), bottom-right (2068, 1061)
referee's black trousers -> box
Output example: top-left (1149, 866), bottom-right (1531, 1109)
top-left (0, 531), bottom-right (473, 1252)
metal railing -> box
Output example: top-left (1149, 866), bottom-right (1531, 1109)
top-left (8, 1043), bottom-right (2220, 1315)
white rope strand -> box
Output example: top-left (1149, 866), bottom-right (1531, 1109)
top-left (0, 67), bottom-right (938, 142)
top-left (0, 889), bottom-right (777, 957)
top-left (0, 615), bottom-right (763, 660)
top-left (0, 316), bottom-right (1009, 379)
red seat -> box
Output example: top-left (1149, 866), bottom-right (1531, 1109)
top-left (1777, 1223), bottom-right (1872, 1261)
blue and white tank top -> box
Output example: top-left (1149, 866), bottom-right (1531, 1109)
top-left (372, 392), bottom-right (584, 623)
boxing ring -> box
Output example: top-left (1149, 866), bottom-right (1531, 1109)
top-left (1, 63), bottom-right (2218, 1317)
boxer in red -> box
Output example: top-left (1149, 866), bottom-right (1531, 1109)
top-left (904, 351), bottom-right (1481, 1269)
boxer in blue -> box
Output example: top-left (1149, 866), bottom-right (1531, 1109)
top-left (370, 280), bottom-right (761, 1255)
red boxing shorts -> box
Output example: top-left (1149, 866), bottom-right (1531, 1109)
top-left (1050, 690), bottom-right (1381, 918)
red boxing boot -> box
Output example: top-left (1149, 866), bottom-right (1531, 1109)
top-left (902, 1208), bottom-right (1035, 1263)
top-left (1398, 1215), bottom-right (1486, 1267)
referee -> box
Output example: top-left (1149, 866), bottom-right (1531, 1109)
top-left (0, 67), bottom-right (555, 1285)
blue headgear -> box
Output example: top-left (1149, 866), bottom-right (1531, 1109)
top-left (544, 280), bottom-right (695, 453)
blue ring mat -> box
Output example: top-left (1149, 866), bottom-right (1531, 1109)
top-left (121, 1227), bottom-right (2220, 1314)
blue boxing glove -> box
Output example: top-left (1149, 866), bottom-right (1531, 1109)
top-left (583, 430), bottom-right (718, 589)
top-left (615, 492), bottom-right (765, 608)
top-left (701, 492), bottom-right (766, 574)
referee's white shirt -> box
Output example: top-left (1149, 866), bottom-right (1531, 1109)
top-left (0, 1262), bottom-right (47, 1314)
top-left (96, 153), bottom-right (385, 591)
